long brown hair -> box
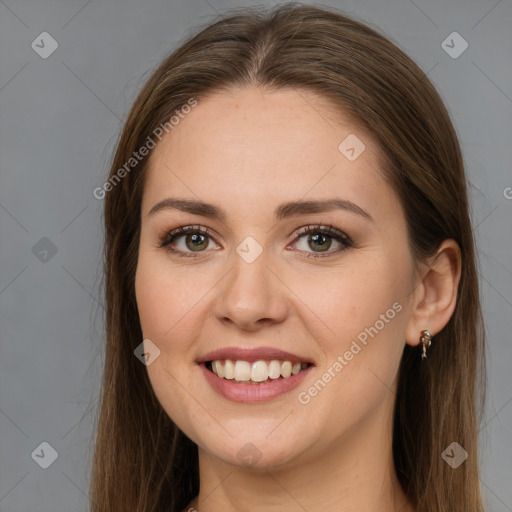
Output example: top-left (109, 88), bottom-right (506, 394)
top-left (90, 3), bottom-right (486, 511)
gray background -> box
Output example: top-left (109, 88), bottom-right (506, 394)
top-left (0, 0), bottom-right (511, 510)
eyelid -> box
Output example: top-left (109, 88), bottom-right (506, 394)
top-left (292, 223), bottom-right (352, 244)
top-left (158, 225), bottom-right (218, 249)
top-left (159, 223), bottom-right (353, 259)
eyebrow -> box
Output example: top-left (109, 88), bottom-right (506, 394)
top-left (148, 197), bottom-right (373, 222)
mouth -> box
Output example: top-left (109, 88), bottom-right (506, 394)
top-left (197, 347), bottom-right (315, 403)
top-left (204, 359), bottom-right (312, 384)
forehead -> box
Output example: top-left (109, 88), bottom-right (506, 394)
top-left (142, 87), bottom-right (399, 223)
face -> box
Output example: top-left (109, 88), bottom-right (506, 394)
top-left (135, 86), bottom-right (418, 470)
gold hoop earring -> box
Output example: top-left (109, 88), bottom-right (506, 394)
top-left (420, 330), bottom-right (432, 359)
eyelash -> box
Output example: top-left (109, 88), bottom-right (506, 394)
top-left (159, 224), bottom-right (353, 260)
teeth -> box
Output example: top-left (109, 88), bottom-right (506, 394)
top-left (224, 359), bottom-right (235, 379)
top-left (234, 360), bottom-right (251, 381)
top-left (212, 360), bottom-right (224, 378)
top-left (292, 362), bottom-right (302, 375)
top-left (268, 360), bottom-right (281, 379)
top-left (251, 360), bottom-right (268, 382)
top-left (209, 359), bottom-right (309, 383)
top-left (281, 361), bottom-right (292, 378)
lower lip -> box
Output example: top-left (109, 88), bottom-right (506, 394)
top-left (199, 363), bottom-right (314, 403)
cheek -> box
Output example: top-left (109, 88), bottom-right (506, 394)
top-left (134, 251), bottom-right (206, 434)
top-left (289, 255), bottom-right (408, 350)
top-left (291, 255), bottom-right (410, 412)
top-left (135, 249), bottom-right (200, 341)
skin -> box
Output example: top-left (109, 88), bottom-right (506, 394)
top-left (134, 86), bottom-right (461, 512)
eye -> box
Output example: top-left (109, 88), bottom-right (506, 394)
top-left (159, 225), bottom-right (218, 258)
top-left (159, 223), bottom-right (353, 259)
top-left (290, 224), bottom-right (353, 259)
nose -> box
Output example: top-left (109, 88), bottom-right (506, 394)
top-left (212, 247), bottom-right (288, 332)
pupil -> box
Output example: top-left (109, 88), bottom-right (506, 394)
top-left (184, 232), bottom-right (332, 253)
top-left (187, 233), bottom-right (207, 251)
top-left (310, 233), bottom-right (330, 251)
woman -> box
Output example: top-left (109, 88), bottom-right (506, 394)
top-left (90, 3), bottom-right (486, 511)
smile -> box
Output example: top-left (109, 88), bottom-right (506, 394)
top-left (197, 346), bottom-right (315, 402)
top-left (206, 359), bottom-right (310, 384)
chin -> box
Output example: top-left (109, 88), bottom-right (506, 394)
top-left (207, 440), bottom-right (306, 471)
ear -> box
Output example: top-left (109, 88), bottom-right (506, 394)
top-left (405, 239), bottom-right (462, 347)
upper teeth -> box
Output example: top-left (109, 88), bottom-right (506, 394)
top-left (210, 360), bottom-right (308, 382)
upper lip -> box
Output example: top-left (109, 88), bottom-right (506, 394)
top-left (197, 346), bottom-right (314, 364)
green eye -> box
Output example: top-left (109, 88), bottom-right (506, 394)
top-left (159, 224), bottom-right (353, 259)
